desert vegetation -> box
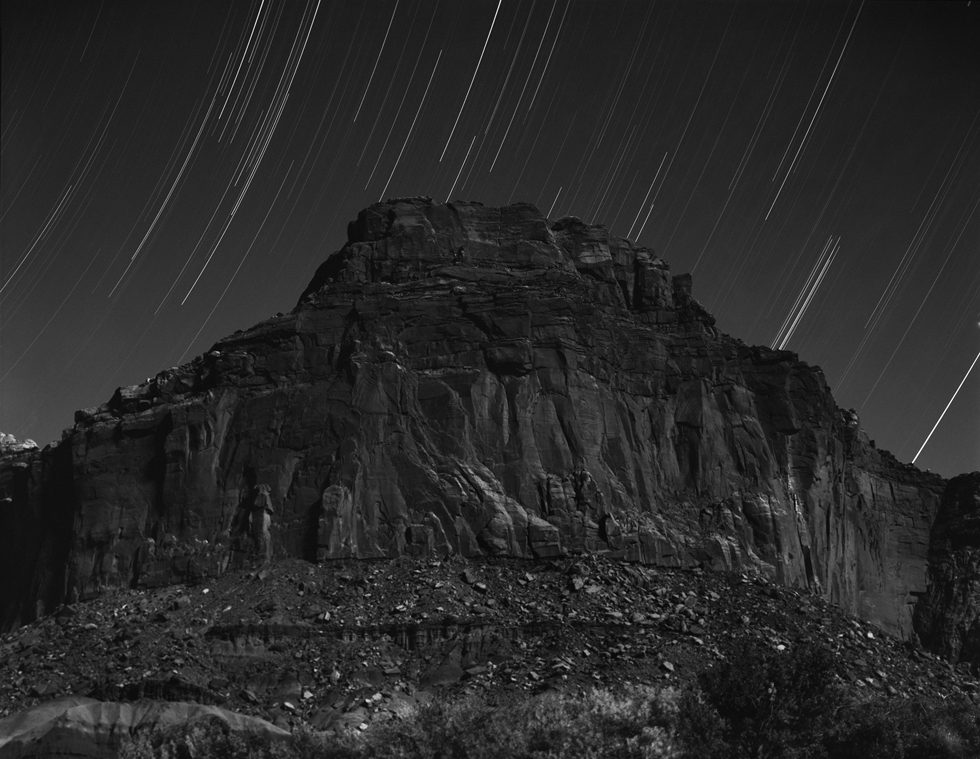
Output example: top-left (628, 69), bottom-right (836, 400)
top-left (122, 641), bottom-right (980, 759)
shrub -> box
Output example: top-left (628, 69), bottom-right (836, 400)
top-left (115, 666), bottom-right (980, 759)
top-left (826, 696), bottom-right (980, 759)
top-left (353, 686), bottom-right (687, 758)
top-left (697, 641), bottom-right (841, 758)
top-left (119, 715), bottom-right (293, 759)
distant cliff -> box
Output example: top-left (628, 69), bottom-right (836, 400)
top-left (0, 198), bottom-right (950, 642)
top-left (914, 472), bottom-right (980, 667)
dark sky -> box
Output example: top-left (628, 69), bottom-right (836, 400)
top-left (2, 0), bottom-right (978, 477)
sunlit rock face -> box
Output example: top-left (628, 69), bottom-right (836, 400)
top-left (914, 473), bottom-right (980, 668)
top-left (0, 198), bottom-right (946, 638)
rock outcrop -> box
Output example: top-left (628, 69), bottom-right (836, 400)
top-left (0, 432), bottom-right (38, 455)
top-left (914, 472), bottom-right (980, 668)
top-left (0, 198), bottom-right (947, 640)
top-left (0, 696), bottom-right (289, 758)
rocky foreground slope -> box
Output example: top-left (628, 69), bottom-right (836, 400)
top-left (0, 198), bottom-right (971, 663)
top-left (1, 556), bottom-right (977, 739)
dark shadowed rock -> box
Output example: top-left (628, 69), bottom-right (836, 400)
top-left (0, 198), bottom-right (947, 642)
top-left (914, 472), bottom-right (980, 668)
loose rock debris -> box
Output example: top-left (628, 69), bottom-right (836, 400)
top-left (1, 556), bottom-right (976, 734)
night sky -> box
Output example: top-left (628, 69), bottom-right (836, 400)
top-left (2, 0), bottom-right (978, 477)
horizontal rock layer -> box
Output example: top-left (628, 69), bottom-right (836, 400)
top-left (0, 198), bottom-right (946, 639)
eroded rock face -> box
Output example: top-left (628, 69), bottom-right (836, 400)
top-left (914, 473), bottom-right (980, 668)
top-left (0, 198), bottom-right (946, 638)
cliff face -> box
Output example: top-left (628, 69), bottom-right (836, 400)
top-left (914, 473), bottom-right (980, 667)
top-left (0, 199), bottom-right (946, 637)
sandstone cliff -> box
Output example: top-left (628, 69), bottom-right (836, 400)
top-left (0, 199), bottom-right (947, 638)
top-left (914, 472), bottom-right (980, 667)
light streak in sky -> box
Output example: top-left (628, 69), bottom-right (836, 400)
top-left (662, 50), bottom-right (755, 254)
top-left (537, 112), bottom-right (577, 203)
top-left (178, 0), bottom-right (321, 306)
top-left (765, 0), bottom-right (864, 221)
top-left (109, 96), bottom-right (219, 297)
top-left (489, 0), bottom-right (558, 172)
top-left (770, 7), bottom-right (847, 184)
top-left (592, 2), bottom-right (653, 150)
top-left (352, 0), bottom-right (399, 124)
top-left (860, 197), bottom-right (979, 409)
top-left (447, 134), bottom-right (476, 200)
top-left (771, 235), bottom-right (840, 350)
top-left (506, 84), bottom-right (560, 202)
top-left (356, 2), bottom-right (422, 166)
top-left (588, 126), bottom-right (638, 222)
top-left (363, 9), bottom-right (438, 189)
top-left (634, 4), bottom-right (734, 241)
top-left (863, 116), bottom-right (976, 331)
top-left (439, 0), bottom-right (502, 162)
top-left (547, 186), bottom-right (562, 217)
top-left (380, 49), bottom-right (443, 200)
top-left (177, 162), bottom-right (295, 363)
top-left (0, 250), bottom-right (101, 381)
top-left (834, 117), bottom-right (977, 392)
top-left (690, 28), bottom-right (795, 273)
top-left (2, 0), bottom-right (977, 476)
top-left (3, 53), bottom-right (140, 298)
top-left (1, 184), bottom-right (73, 295)
top-left (79, 0), bottom-right (105, 62)
top-left (217, 0), bottom-right (267, 121)
top-left (626, 152), bottom-right (667, 239)
top-left (525, 0), bottom-right (569, 119)
top-left (485, 0), bottom-right (536, 136)
top-left (912, 350), bottom-right (980, 464)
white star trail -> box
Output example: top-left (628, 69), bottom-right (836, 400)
top-left (912, 350), bottom-right (980, 464)
top-left (484, 0), bottom-right (535, 136)
top-left (525, 0), bottom-right (569, 119)
top-left (2, 0), bottom-right (976, 475)
top-left (439, 0), bottom-right (501, 162)
top-left (352, 0), bottom-right (399, 124)
top-left (109, 96), bottom-right (218, 297)
top-left (177, 161), bottom-right (295, 363)
top-left (447, 134), bottom-right (476, 200)
top-left (355, 1), bottom-right (423, 166)
top-left (626, 152), bottom-right (667, 239)
top-left (765, 1), bottom-right (864, 221)
top-left (772, 235), bottom-right (840, 350)
top-left (490, 0), bottom-right (558, 172)
top-left (380, 49), bottom-right (443, 200)
top-left (180, 0), bottom-right (322, 305)
top-left (363, 13), bottom-right (438, 189)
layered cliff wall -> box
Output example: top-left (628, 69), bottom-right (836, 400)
top-left (0, 199), bottom-right (946, 637)
top-left (914, 473), bottom-right (980, 667)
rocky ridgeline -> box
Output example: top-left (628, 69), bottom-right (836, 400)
top-left (0, 198), bottom-right (971, 665)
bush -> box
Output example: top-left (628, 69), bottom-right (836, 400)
top-left (352, 686), bottom-right (687, 758)
top-left (119, 687), bottom-right (692, 759)
top-left (826, 696), bottom-right (980, 759)
top-left (119, 718), bottom-right (322, 759)
top-left (697, 641), bottom-right (841, 758)
top-left (694, 639), bottom-right (980, 759)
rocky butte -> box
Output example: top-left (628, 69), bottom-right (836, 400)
top-left (0, 198), bottom-right (974, 664)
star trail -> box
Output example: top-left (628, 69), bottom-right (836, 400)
top-left (2, 0), bottom-right (978, 476)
